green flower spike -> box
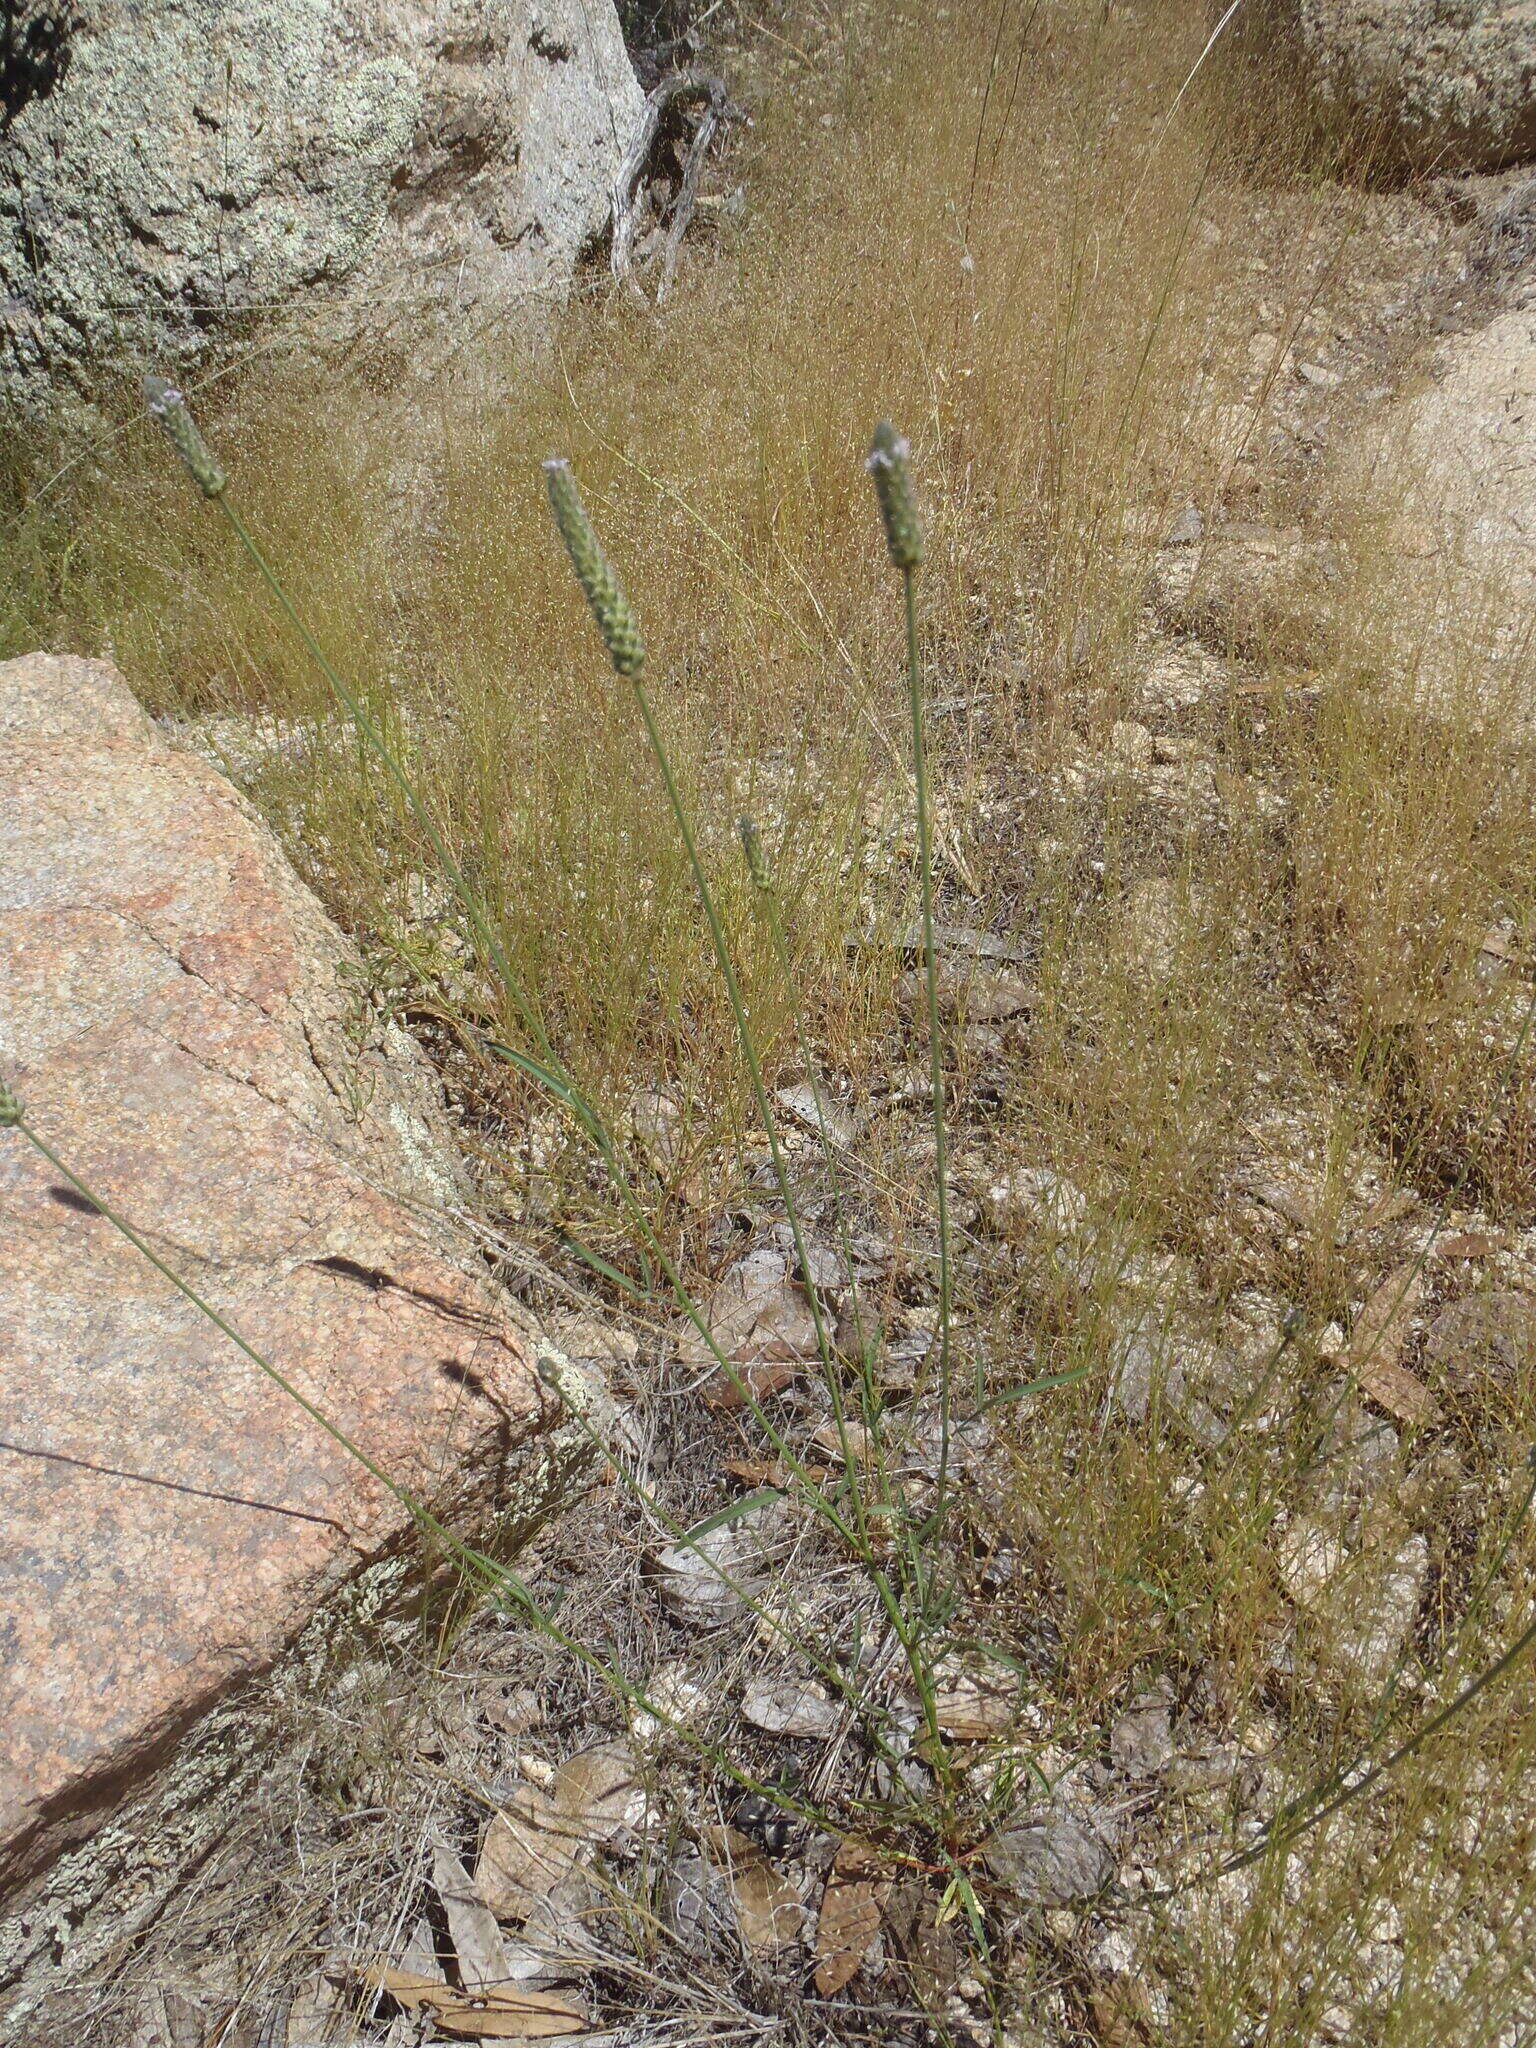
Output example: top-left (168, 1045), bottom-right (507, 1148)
top-left (0, 1077), bottom-right (22, 1130)
top-left (143, 375), bottom-right (227, 499)
top-left (542, 459), bottom-right (646, 677)
top-left (866, 420), bottom-right (924, 573)
top-left (737, 815), bottom-right (775, 895)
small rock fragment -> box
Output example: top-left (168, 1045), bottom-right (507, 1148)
top-left (1277, 1518), bottom-right (1428, 1687)
top-left (1166, 503), bottom-right (1204, 547)
top-left (677, 1246), bottom-right (822, 1394)
top-left (1338, 1534), bottom-right (1428, 1688)
top-left (741, 1674), bottom-right (843, 1739)
top-left (931, 1656), bottom-right (1021, 1741)
top-left (652, 1493), bottom-right (793, 1628)
top-left (1277, 1516), bottom-right (1349, 1608)
top-left (1424, 1290), bottom-right (1536, 1394)
top-left (630, 1086), bottom-right (688, 1171)
top-left (897, 963), bottom-right (1034, 1021)
top-left (628, 1660), bottom-right (711, 1742)
top-left (1109, 1692), bottom-right (1175, 1779)
top-left (981, 1166), bottom-right (1090, 1243)
top-left (981, 1808), bottom-right (1118, 1905)
top-left (774, 1080), bottom-right (856, 1150)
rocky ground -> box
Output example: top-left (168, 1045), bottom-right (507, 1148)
top-left (12, 4), bottom-right (1536, 2046)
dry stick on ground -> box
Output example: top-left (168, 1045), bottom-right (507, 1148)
top-left (610, 70), bottom-right (730, 300)
top-left (657, 80), bottom-right (730, 306)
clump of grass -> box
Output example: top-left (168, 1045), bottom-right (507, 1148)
top-left (11, 1), bottom-right (1536, 2036)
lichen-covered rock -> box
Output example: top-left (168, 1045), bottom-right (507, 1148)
top-left (0, 0), bottom-right (642, 407)
top-left (0, 654), bottom-right (574, 1933)
top-left (1244, 0), bottom-right (1536, 173)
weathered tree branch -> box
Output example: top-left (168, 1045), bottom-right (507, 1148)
top-left (610, 69), bottom-right (730, 300)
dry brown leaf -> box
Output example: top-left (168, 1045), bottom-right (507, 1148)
top-left (651, 1494), bottom-right (789, 1628)
top-left (927, 1653), bottom-right (1022, 1742)
top-left (476, 1794), bottom-right (582, 1921)
top-left (678, 1247), bottom-right (821, 1379)
top-left (1349, 1265), bottom-right (1438, 1424)
top-left (1478, 925), bottom-right (1527, 969)
top-left (813, 1837), bottom-right (888, 1996)
top-left (881, 1875), bottom-right (961, 2008)
top-left (702, 1355), bottom-right (802, 1409)
top-left (1355, 1187), bottom-right (1419, 1235)
top-left (1357, 1353), bottom-right (1439, 1426)
top-left (552, 1740), bottom-right (648, 1842)
top-left (722, 1457), bottom-right (785, 1487)
top-left (809, 1419), bottom-right (874, 1463)
top-left (377, 1966), bottom-right (451, 2006)
top-left (434, 1844), bottom-right (514, 1993)
top-left (830, 1835), bottom-right (887, 1879)
top-left (703, 1826), bottom-right (804, 1955)
top-left (1432, 1231), bottom-right (1505, 1262)
top-left (814, 1880), bottom-right (881, 1995)
top-left (1089, 1980), bottom-right (1153, 2047)
top-left (483, 1686), bottom-right (546, 1737)
top-left (723, 1456), bottom-right (829, 1489)
top-left (377, 1968), bottom-right (588, 2039)
top-left (432, 1994), bottom-right (587, 2041)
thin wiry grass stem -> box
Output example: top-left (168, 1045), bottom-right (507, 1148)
top-left (216, 497), bottom-right (548, 1066)
top-left (628, 671), bottom-right (951, 1777)
top-left (903, 567), bottom-right (956, 1520)
top-left (213, 487), bottom-right (875, 1579)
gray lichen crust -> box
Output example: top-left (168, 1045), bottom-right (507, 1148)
top-left (0, 1), bottom-right (642, 409)
top-left (1247, 0), bottom-right (1536, 173)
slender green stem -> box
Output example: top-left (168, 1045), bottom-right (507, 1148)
top-left (904, 567), bottom-right (955, 1528)
top-left (629, 673), bottom-right (950, 1772)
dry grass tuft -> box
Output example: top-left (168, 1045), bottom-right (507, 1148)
top-left (9, 1), bottom-right (1536, 2041)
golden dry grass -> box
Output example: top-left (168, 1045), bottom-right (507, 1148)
top-left (9, 1), bottom-right (1536, 2039)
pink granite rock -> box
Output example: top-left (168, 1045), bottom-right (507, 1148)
top-left (0, 654), bottom-right (557, 1902)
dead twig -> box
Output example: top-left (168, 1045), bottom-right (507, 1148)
top-left (611, 70), bottom-right (731, 301)
top-left (657, 86), bottom-right (728, 305)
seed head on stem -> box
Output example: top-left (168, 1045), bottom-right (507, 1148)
top-left (0, 1077), bottom-right (22, 1129)
top-left (142, 375), bottom-right (227, 499)
top-left (866, 420), bottom-right (924, 573)
top-left (542, 459), bottom-right (646, 677)
top-left (737, 815), bottom-right (775, 896)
